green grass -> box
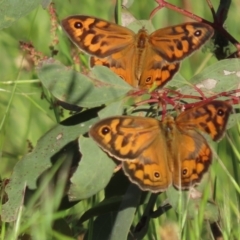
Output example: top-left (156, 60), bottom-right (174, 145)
top-left (0, 0), bottom-right (240, 239)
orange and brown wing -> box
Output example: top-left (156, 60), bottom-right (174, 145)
top-left (139, 51), bottom-right (180, 89)
top-left (89, 116), bottom-right (161, 160)
top-left (122, 133), bottom-right (172, 192)
top-left (90, 50), bottom-right (137, 87)
top-left (138, 22), bottom-right (213, 90)
top-left (171, 100), bottom-right (232, 189)
top-left (176, 100), bottom-right (232, 141)
top-left (89, 116), bottom-right (172, 192)
top-left (61, 15), bottom-right (135, 57)
top-left (170, 129), bottom-right (212, 189)
top-left (149, 22), bottom-right (214, 62)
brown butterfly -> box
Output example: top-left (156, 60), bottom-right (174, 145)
top-left (61, 15), bottom-right (214, 89)
top-left (89, 101), bottom-right (232, 192)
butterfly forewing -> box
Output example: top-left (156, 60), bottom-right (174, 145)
top-left (89, 116), bottom-right (162, 160)
top-left (149, 22), bottom-right (214, 62)
top-left (61, 15), bottom-right (135, 57)
top-left (176, 101), bottom-right (232, 141)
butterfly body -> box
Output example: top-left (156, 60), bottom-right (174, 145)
top-left (89, 101), bottom-right (232, 192)
top-left (61, 16), bottom-right (214, 89)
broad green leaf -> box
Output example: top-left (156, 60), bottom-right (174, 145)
top-left (179, 59), bottom-right (240, 98)
top-left (78, 172), bottom-right (148, 224)
top-left (37, 59), bottom-right (132, 108)
top-left (68, 137), bottom-right (116, 201)
top-left (98, 101), bottom-right (125, 119)
top-left (109, 184), bottom-right (141, 240)
top-left (0, 0), bottom-right (45, 29)
top-left (79, 196), bottom-right (123, 223)
top-left (1, 108), bottom-right (99, 222)
top-left (167, 72), bottom-right (188, 89)
top-left (41, 0), bottom-right (52, 9)
top-left (84, 184), bottom-right (141, 240)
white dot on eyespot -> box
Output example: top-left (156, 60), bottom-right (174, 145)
top-left (80, 123), bottom-right (84, 127)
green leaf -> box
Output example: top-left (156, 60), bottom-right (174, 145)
top-left (1, 108), bottom-right (99, 222)
top-left (68, 137), bottom-right (116, 201)
top-left (0, 0), bottom-right (44, 29)
top-left (79, 196), bottom-right (123, 223)
top-left (41, 0), bottom-right (52, 9)
top-left (179, 59), bottom-right (240, 98)
top-left (84, 184), bottom-right (142, 240)
top-left (37, 59), bottom-right (132, 108)
top-left (98, 101), bottom-right (125, 119)
top-left (167, 72), bottom-right (188, 89)
top-left (109, 184), bottom-right (141, 240)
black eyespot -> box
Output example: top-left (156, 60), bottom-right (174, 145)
top-left (154, 172), bottom-right (160, 178)
top-left (145, 77), bottom-right (152, 83)
top-left (217, 108), bottom-right (225, 116)
top-left (74, 21), bottom-right (83, 29)
top-left (194, 30), bottom-right (202, 37)
top-left (101, 126), bottom-right (110, 135)
top-left (182, 169), bottom-right (188, 176)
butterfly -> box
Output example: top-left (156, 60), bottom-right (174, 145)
top-left (61, 15), bottom-right (214, 89)
top-left (89, 101), bottom-right (232, 192)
